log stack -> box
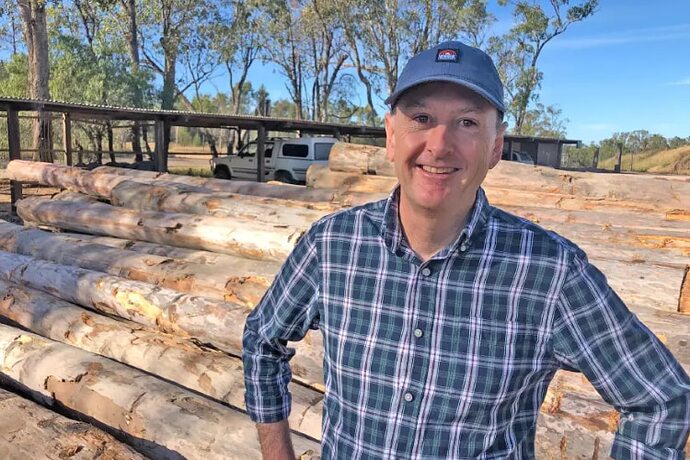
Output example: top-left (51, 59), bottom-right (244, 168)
top-left (3, 148), bottom-right (690, 458)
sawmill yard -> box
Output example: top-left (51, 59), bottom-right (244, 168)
top-left (0, 146), bottom-right (688, 458)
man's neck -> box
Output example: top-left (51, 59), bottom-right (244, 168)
top-left (398, 196), bottom-right (474, 262)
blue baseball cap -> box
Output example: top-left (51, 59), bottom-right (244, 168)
top-left (385, 41), bottom-right (505, 113)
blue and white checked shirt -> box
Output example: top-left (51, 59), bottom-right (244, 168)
top-left (243, 187), bottom-right (690, 459)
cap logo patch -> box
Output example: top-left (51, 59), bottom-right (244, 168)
top-left (436, 48), bottom-right (459, 62)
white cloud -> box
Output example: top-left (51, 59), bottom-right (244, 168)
top-left (551, 23), bottom-right (690, 50)
top-left (670, 77), bottom-right (690, 86)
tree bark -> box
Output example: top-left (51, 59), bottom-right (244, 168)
top-left (109, 180), bottom-right (332, 224)
top-left (7, 160), bottom-right (343, 204)
top-left (16, 196), bottom-right (303, 261)
top-left (328, 142), bottom-right (396, 176)
top-left (0, 323), bottom-right (321, 459)
top-left (17, 0), bottom-right (53, 163)
top-left (0, 221), bottom-right (275, 307)
top-left (0, 387), bottom-right (146, 460)
top-left (0, 280), bottom-right (324, 438)
top-left (122, 0), bottom-right (143, 161)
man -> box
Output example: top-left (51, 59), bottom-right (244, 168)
top-left (243, 41), bottom-right (690, 459)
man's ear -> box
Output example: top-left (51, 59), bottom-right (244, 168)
top-left (489, 122), bottom-right (507, 169)
top-left (384, 112), bottom-right (396, 162)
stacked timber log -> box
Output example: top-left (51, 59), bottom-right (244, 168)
top-left (4, 152), bottom-right (690, 458)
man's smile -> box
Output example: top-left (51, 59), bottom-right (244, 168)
top-left (417, 165), bottom-right (459, 174)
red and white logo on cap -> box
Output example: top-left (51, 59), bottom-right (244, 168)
top-left (436, 48), bottom-right (459, 62)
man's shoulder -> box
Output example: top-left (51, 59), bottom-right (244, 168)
top-left (308, 197), bottom-right (388, 237)
top-left (487, 206), bottom-right (585, 259)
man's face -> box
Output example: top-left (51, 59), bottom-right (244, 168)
top-left (384, 82), bottom-right (505, 216)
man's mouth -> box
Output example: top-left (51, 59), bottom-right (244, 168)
top-left (418, 165), bottom-right (458, 174)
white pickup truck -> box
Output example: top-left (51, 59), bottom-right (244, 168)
top-left (210, 137), bottom-right (338, 184)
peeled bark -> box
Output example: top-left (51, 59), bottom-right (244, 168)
top-left (17, 196), bottom-right (302, 262)
top-left (92, 164), bottom-right (342, 202)
top-left (7, 160), bottom-right (341, 204)
top-left (328, 142), bottom-right (395, 176)
top-left (0, 221), bottom-right (274, 307)
top-left (7, 160), bottom-right (131, 198)
top-left (680, 266), bottom-right (690, 314)
top-left (0, 323), bottom-right (320, 459)
top-left (0, 250), bottom-right (324, 386)
top-left (0, 387), bottom-right (146, 460)
top-left (0, 280), bottom-right (324, 439)
top-left (307, 163), bottom-right (395, 195)
top-left (76, 234), bottom-right (272, 267)
top-left (109, 180), bottom-right (331, 225)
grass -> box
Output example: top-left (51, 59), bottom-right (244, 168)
top-left (598, 146), bottom-right (690, 174)
top-left (168, 167), bottom-right (213, 177)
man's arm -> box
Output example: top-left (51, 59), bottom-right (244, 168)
top-left (243, 228), bottom-right (321, 456)
top-left (257, 420), bottom-right (295, 460)
top-left (552, 251), bottom-right (690, 459)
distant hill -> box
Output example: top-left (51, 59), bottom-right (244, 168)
top-left (598, 146), bottom-right (690, 175)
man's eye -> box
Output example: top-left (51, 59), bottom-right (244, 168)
top-left (459, 119), bottom-right (477, 127)
top-left (413, 115), bottom-right (429, 124)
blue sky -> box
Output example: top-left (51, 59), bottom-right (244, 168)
top-left (531, 0), bottom-right (690, 143)
top-left (214, 0), bottom-right (690, 144)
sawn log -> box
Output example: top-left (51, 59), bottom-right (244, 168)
top-left (17, 196), bottom-right (302, 262)
top-left (0, 323), bottom-right (320, 459)
top-left (0, 280), bottom-right (323, 439)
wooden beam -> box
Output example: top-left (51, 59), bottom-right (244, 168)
top-left (7, 106), bottom-right (22, 214)
top-left (154, 118), bottom-right (168, 172)
top-left (62, 113), bottom-right (72, 166)
top-left (256, 124), bottom-right (266, 183)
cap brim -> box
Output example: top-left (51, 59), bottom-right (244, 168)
top-left (385, 76), bottom-right (505, 113)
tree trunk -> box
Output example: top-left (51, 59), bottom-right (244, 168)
top-left (109, 180), bottom-right (332, 224)
top-left (0, 221), bottom-right (275, 308)
top-left (7, 160), bottom-right (343, 203)
top-left (306, 163), bottom-right (396, 195)
top-left (123, 0), bottom-right (143, 161)
top-left (17, 196), bottom-right (303, 261)
top-left (0, 250), bottom-right (325, 386)
top-left (0, 323), bottom-right (321, 459)
top-left (328, 142), bottom-right (396, 176)
top-left (71, 232), bottom-right (276, 268)
top-left (0, 387), bottom-right (146, 459)
top-left (0, 280), bottom-right (325, 438)
top-left (18, 0), bottom-right (53, 163)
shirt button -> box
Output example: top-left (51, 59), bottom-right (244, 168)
top-left (414, 328), bottom-right (423, 338)
top-left (421, 267), bottom-right (431, 276)
top-left (460, 243), bottom-right (469, 252)
top-left (404, 392), bottom-right (414, 402)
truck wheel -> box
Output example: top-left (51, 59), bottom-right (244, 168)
top-left (213, 166), bottom-right (231, 180)
top-left (274, 171), bottom-right (295, 184)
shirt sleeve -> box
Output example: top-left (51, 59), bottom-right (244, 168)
top-left (242, 226), bottom-right (321, 423)
top-left (552, 250), bottom-right (690, 459)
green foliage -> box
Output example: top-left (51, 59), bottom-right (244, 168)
top-left (0, 53), bottom-right (29, 97)
top-left (490, 0), bottom-right (598, 134)
top-left (515, 102), bottom-right (568, 139)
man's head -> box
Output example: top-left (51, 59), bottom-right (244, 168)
top-left (384, 41), bottom-right (506, 218)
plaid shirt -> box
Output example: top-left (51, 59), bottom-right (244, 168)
top-left (243, 187), bottom-right (690, 459)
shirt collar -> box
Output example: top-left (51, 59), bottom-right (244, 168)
top-left (380, 185), bottom-right (492, 259)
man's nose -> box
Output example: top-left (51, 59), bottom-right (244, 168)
top-left (426, 123), bottom-right (454, 156)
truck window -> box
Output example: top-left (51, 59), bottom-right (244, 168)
top-left (282, 144), bottom-right (309, 158)
top-left (239, 143), bottom-right (257, 158)
top-left (314, 143), bottom-right (333, 161)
